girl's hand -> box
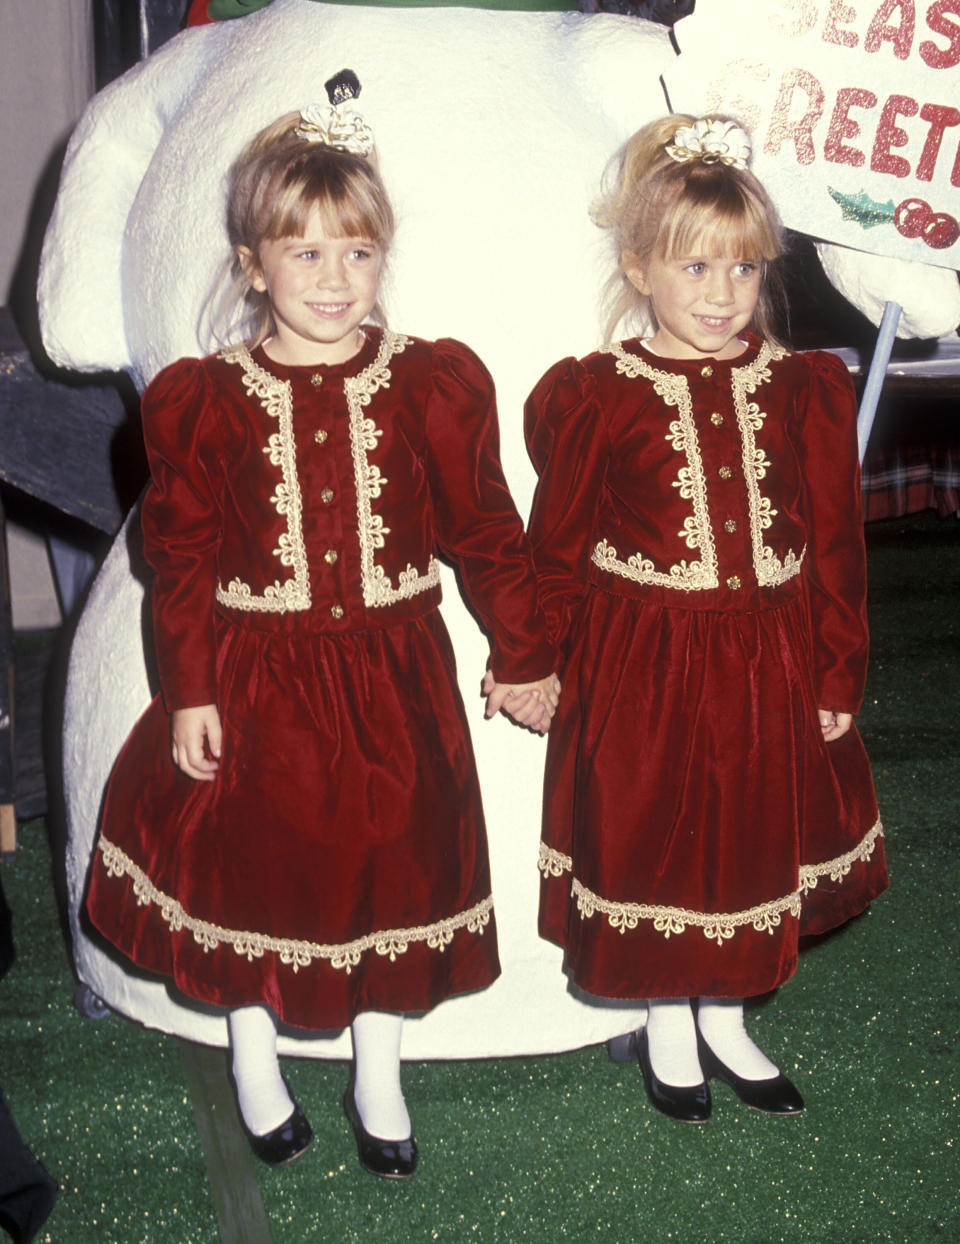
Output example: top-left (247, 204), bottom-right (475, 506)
top-left (171, 704), bottom-right (222, 780)
top-left (482, 671), bottom-right (561, 735)
top-left (818, 708), bottom-right (852, 742)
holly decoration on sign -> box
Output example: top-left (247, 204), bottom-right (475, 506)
top-left (828, 187), bottom-right (958, 251)
top-left (827, 187), bottom-right (895, 229)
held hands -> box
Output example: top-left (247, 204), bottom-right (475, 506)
top-left (818, 708), bottom-right (853, 742)
top-left (482, 670), bottom-right (561, 735)
top-left (171, 704), bottom-right (222, 780)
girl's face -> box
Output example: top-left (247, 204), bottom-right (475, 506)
top-left (624, 248), bottom-right (761, 361)
top-left (239, 203), bottom-right (383, 366)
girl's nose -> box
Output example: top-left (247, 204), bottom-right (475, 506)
top-left (705, 271), bottom-right (734, 305)
top-left (316, 258), bottom-right (347, 288)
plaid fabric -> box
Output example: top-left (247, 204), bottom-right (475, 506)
top-left (862, 443), bottom-right (960, 522)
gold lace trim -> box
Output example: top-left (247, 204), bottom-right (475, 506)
top-left (593, 342), bottom-right (805, 594)
top-left (346, 331), bottom-right (442, 608)
top-left (731, 346), bottom-right (804, 587)
top-left (537, 818), bottom-right (883, 946)
top-left (592, 343), bottom-right (718, 592)
top-left (538, 842), bottom-right (572, 879)
top-left (798, 818), bottom-right (884, 893)
top-left (215, 345), bottom-right (311, 612)
top-left (98, 836), bottom-right (493, 974)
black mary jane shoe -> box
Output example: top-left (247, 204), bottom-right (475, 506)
top-left (243, 1099), bottom-right (315, 1166)
top-left (631, 1027), bottom-right (712, 1124)
top-left (696, 1031), bottom-right (804, 1115)
top-left (343, 1087), bottom-right (418, 1179)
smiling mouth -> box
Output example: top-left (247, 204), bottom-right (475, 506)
top-left (696, 316), bottom-right (733, 330)
top-left (308, 302), bottom-right (352, 317)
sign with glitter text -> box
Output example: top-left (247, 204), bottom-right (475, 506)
top-left (663, 0), bottom-right (960, 268)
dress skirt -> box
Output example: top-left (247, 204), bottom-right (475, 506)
top-left (86, 609), bottom-right (500, 1030)
top-left (538, 585), bottom-right (887, 1001)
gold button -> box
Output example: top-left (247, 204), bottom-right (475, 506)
top-left (726, 575), bottom-right (741, 590)
top-left (320, 488), bottom-right (335, 503)
top-left (324, 548), bottom-right (338, 565)
top-left (718, 466), bottom-right (733, 479)
top-left (330, 603), bottom-right (344, 619)
top-left (724, 519), bottom-right (738, 533)
top-left (701, 365), bottom-right (714, 377)
top-left (711, 412), bottom-right (724, 426)
top-left (314, 429), bottom-right (328, 444)
top-left (311, 374), bottom-right (323, 388)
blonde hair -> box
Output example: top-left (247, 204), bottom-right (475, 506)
top-left (594, 114), bottom-right (785, 344)
top-left (204, 111), bottom-right (395, 349)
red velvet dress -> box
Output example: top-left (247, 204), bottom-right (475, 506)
top-left (85, 329), bottom-right (556, 1030)
top-left (526, 335), bottom-right (888, 1001)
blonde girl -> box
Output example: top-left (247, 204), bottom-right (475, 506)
top-left (526, 115), bottom-right (887, 1122)
top-left (86, 72), bottom-right (558, 1175)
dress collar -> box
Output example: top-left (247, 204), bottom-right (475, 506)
top-left (251, 325), bottom-right (383, 381)
top-left (624, 332), bottom-right (764, 373)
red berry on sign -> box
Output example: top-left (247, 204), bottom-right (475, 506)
top-left (894, 198), bottom-right (930, 238)
top-left (922, 212), bottom-right (959, 250)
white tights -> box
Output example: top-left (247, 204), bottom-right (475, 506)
top-left (645, 998), bottom-right (703, 1086)
top-left (228, 1005), bottom-right (293, 1136)
top-left (645, 996), bottom-right (781, 1085)
top-left (227, 1007), bottom-right (411, 1140)
top-left (351, 1011), bottom-right (410, 1140)
top-left (697, 996), bottom-right (780, 1080)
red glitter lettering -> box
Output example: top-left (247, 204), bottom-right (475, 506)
top-left (823, 0), bottom-right (860, 45)
top-left (916, 103), bottom-right (960, 179)
top-left (765, 69), bottom-right (825, 166)
top-left (865, 0), bottom-right (917, 58)
top-left (921, 0), bottom-right (960, 68)
top-left (825, 88), bottom-right (878, 166)
top-left (871, 94), bottom-right (919, 175)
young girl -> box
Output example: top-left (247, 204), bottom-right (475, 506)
top-left (84, 72), bottom-right (559, 1176)
top-left (526, 115), bottom-right (888, 1123)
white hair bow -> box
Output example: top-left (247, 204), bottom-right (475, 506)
top-left (666, 119), bottom-right (751, 170)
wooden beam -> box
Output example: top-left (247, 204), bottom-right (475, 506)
top-left (178, 1040), bottom-right (274, 1244)
top-left (0, 805), bottom-right (15, 857)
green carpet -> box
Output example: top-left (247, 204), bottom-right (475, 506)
top-left (2, 510), bottom-right (958, 1243)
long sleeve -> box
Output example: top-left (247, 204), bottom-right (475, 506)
top-left (422, 339), bottom-right (557, 684)
top-left (795, 351), bottom-right (869, 713)
top-left (524, 356), bottom-right (609, 651)
top-left (139, 359), bottom-right (225, 712)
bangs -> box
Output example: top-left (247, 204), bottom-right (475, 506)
top-left (658, 172), bottom-right (781, 264)
top-left (262, 164), bottom-right (393, 245)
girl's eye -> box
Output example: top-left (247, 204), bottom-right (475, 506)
top-left (736, 262), bottom-right (757, 276)
top-left (298, 250), bottom-right (318, 261)
top-left (686, 262), bottom-right (706, 276)
top-left (350, 247), bottom-right (374, 261)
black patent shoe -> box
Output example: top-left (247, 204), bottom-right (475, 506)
top-left (243, 1099), bottom-right (314, 1166)
top-left (343, 1087), bottom-right (418, 1179)
top-left (696, 1031), bottom-right (804, 1115)
top-left (633, 1027), bottom-right (712, 1124)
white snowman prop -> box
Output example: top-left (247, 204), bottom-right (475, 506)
top-left (39, 0), bottom-right (959, 1060)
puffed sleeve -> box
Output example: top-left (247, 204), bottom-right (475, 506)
top-left (524, 356), bottom-right (609, 650)
top-left (422, 339), bottom-right (557, 683)
top-left (795, 350), bottom-right (868, 713)
top-left (139, 358), bottom-right (225, 712)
